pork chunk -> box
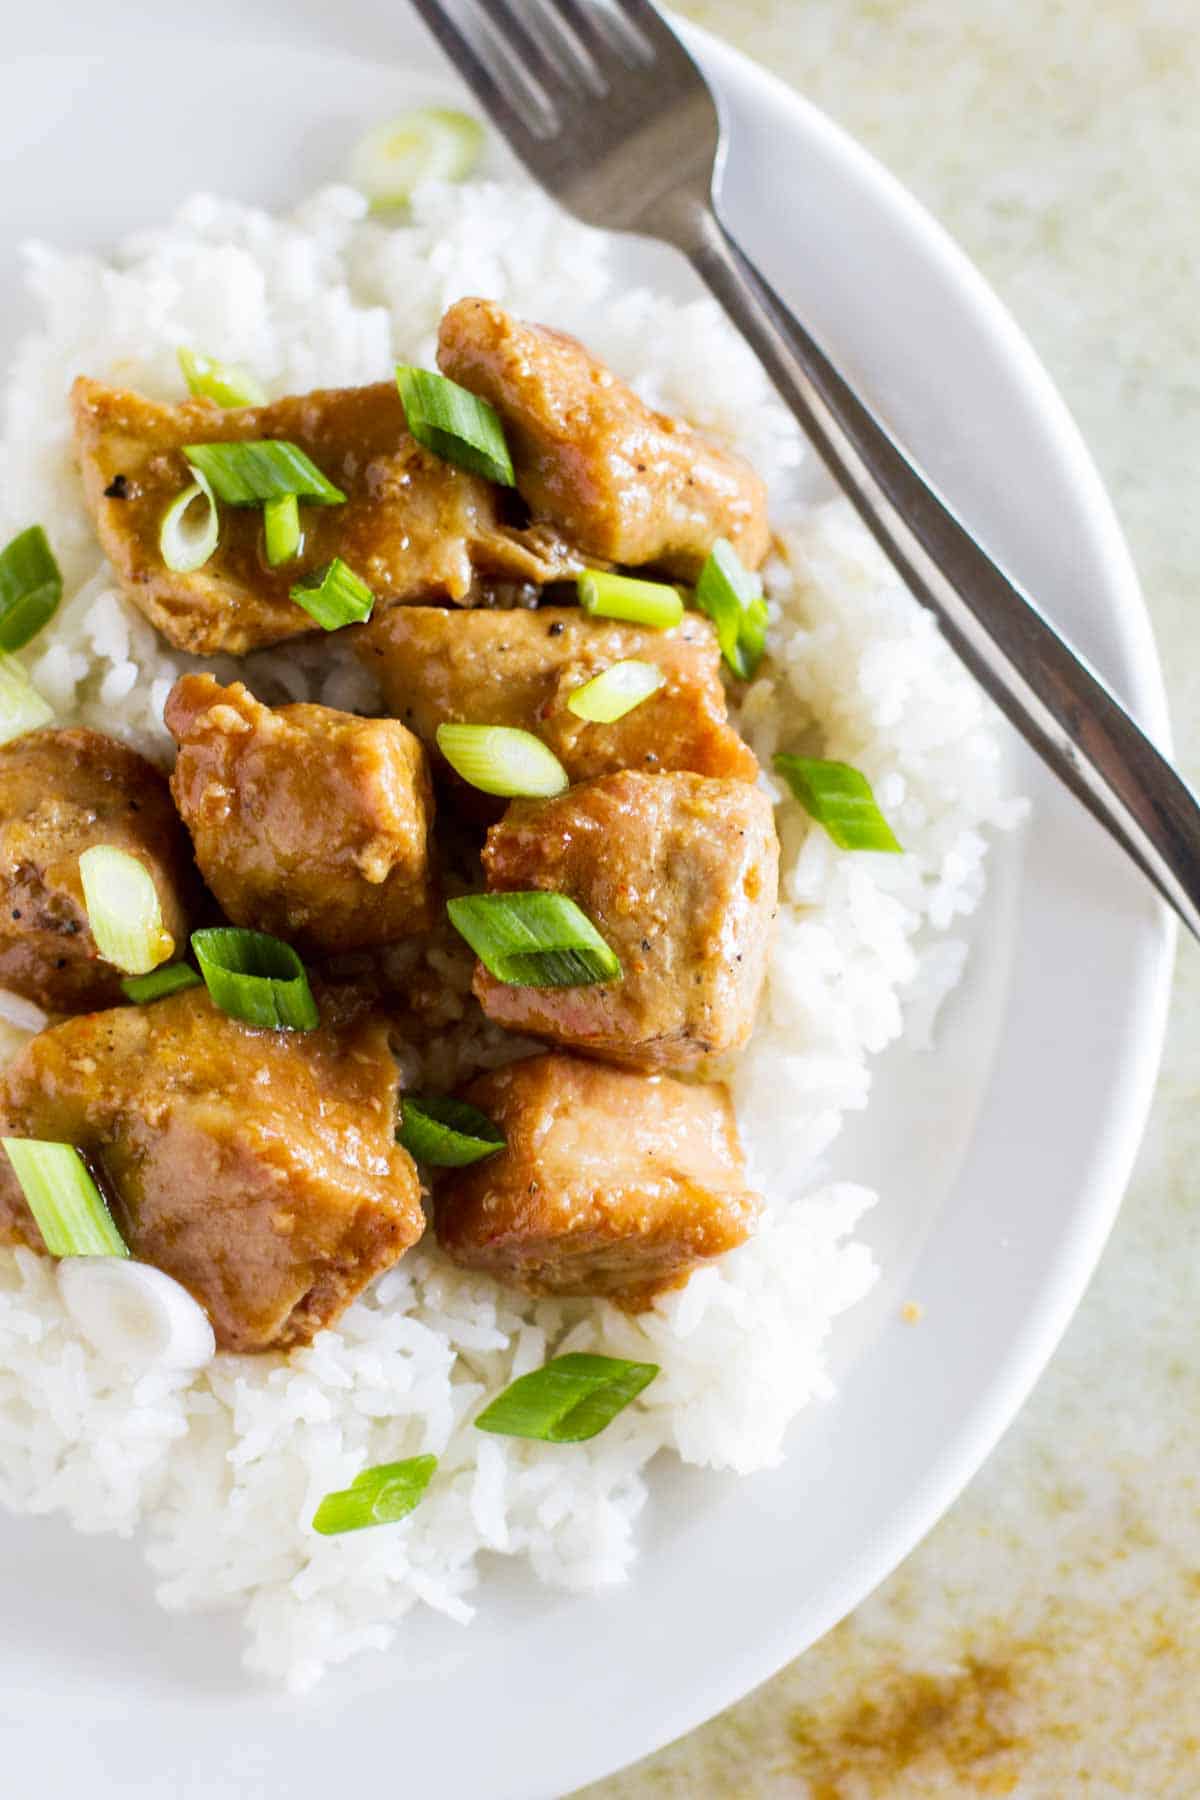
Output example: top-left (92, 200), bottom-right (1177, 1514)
top-left (0, 986), bottom-right (423, 1352)
top-left (354, 604), bottom-right (758, 786)
top-left (436, 1053), bottom-right (759, 1306)
top-left (437, 298), bottom-right (770, 579)
top-left (474, 770), bottom-right (778, 1070)
top-left (72, 377), bottom-right (581, 655)
top-left (166, 674), bottom-right (437, 954)
top-left (0, 727), bottom-right (195, 1014)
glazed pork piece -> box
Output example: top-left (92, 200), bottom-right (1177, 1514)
top-left (166, 674), bottom-right (437, 954)
top-left (71, 377), bottom-right (581, 656)
top-left (0, 986), bottom-right (424, 1352)
top-left (474, 770), bottom-right (778, 1071)
top-left (354, 604), bottom-right (758, 787)
top-left (0, 727), bottom-right (195, 1014)
top-left (437, 298), bottom-right (770, 579)
top-left (436, 1054), bottom-right (759, 1306)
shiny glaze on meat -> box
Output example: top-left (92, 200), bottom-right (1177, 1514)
top-left (353, 603), bottom-right (758, 788)
top-left (166, 675), bottom-right (437, 954)
top-left (435, 1053), bottom-right (759, 1307)
top-left (438, 298), bottom-right (770, 578)
top-left (0, 727), bottom-right (196, 1013)
top-left (0, 986), bottom-right (423, 1352)
top-left (475, 769), bottom-right (779, 1070)
top-left (71, 377), bottom-right (581, 655)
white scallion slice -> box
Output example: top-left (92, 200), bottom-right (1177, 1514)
top-left (436, 723), bottom-right (568, 798)
top-left (0, 653), bottom-right (53, 745)
top-left (774, 754), bottom-right (903, 853)
top-left (446, 891), bottom-right (621, 987)
top-left (312, 1454), bottom-right (438, 1536)
top-left (475, 1353), bottom-right (660, 1443)
top-left (396, 366), bottom-right (515, 486)
top-left (178, 348), bottom-right (267, 409)
top-left (58, 1257), bottom-right (216, 1369)
top-left (1, 1139), bottom-right (128, 1258)
top-left (351, 107), bottom-right (484, 209)
top-left (159, 471), bottom-right (219, 574)
top-left (264, 493), bottom-right (302, 567)
top-left (566, 659), bottom-right (665, 724)
top-left (183, 440), bottom-right (345, 508)
top-left (577, 570), bottom-right (683, 630)
top-left (289, 558), bottom-right (375, 631)
top-left (78, 846), bottom-right (174, 976)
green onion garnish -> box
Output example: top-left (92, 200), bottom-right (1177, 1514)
top-left (159, 472), bottom-right (219, 574)
top-left (178, 348), bottom-right (267, 409)
top-left (0, 653), bottom-right (53, 745)
top-left (436, 723), bottom-right (568, 798)
top-left (311, 1454), bottom-right (438, 1537)
top-left (695, 537), bottom-right (768, 680)
top-left (192, 927), bottom-right (320, 1031)
top-left (397, 1095), bottom-right (506, 1167)
top-left (350, 107), bottom-right (484, 210)
top-left (774, 754), bottom-right (903, 853)
top-left (121, 963), bottom-right (202, 1004)
top-left (0, 526), bottom-right (62, 654)
top-left (182, 440), bottom-right (345, 508)
top-left (396, 366), bottom-right (515, 487)
top-left (1, 1139), bottom-right (129, 1259)
top-left (566, 659), bottom-right (665, 724)
top-left (577, 570), bottom-right (683, 630)
top-left (475, 1353), bottom-right (659, 1443)
top-left (288, 558), bottom-right (375, 631)
top-left (447, 892), bottom-right (621, 988)
top-left (264, 494), bottom-right (302, 567)
top-left (78, 846), bottom-right (174, 976)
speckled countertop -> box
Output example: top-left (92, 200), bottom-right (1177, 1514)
top-left (583, 3), bottom-right (1200, 1795)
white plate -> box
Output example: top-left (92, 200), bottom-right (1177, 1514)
top-left (0, 6), bottom-right (1173, 1797)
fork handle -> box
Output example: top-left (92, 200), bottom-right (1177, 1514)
top-left (689, 208), bottom-right (1200, 939)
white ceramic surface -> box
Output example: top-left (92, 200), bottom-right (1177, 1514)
top-left (0, 6), bottom-right (1173, 1797)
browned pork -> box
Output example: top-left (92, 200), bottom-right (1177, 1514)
top-left (0, 985), bottom-right (424, 1352)
top-left (165, 674), bottom-right (437, 954)
top-left (71, 377), bottom-right (581, 655)
top-left (437, 298), bottom-right (770, 578)
top-left (0, 727), bottom-right (195, 1013)
top-left (435, 1053), bottom-right (759, 1306)
top-left (473, 770), bottom-right (778, 1070)
top-left (354, 604), bottom-right (758, 787)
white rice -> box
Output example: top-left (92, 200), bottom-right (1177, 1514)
top-left (0, 174), bottom-right (1024, 1688)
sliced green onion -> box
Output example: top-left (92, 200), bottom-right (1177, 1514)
top-left (447, 892), bottom-right (621, 988)
top-left (396, 366), bottom-right (514, 487)
top-left (577, 570), bottom-right (683, 630)
top-left (159, 471), bottom-right (219, 574)
top-left (1, 1140), bottom-right (129, 1259)
top-left (178, 348), bottom-right (267, 409)
top-left (183, 440), bottom-right (345, 508)
top-left (312, 1454), bottom-right (437, 1536)
top-left (436, 723), bottom-right (568, 798)
top-left (0, 525), bottom-right (62, 653)
top-left (566, 659), bottom-right (664, 724)
top-left (264, 494), bottom-right (302, 567)
top-left (774, 754), bottom-right (903, 853)
top-left (121, 963), bottom-right (202, 1004)
top-left (192, 927), bottom-right (320, 1030)
top-left (78, 846), bottom-right (174, 976)
top-left (696, 537), bottom-right (768, 680)
top-left (289, 558), bottom-right (375, 631)
top-left (0, 653), bottom-right (53, 745)
top-left (351, 107), bottom-right (484, 209)
top-left (398, 1095), bottom-right (505, 1168)
top-left (475, 1353), bottom-right (659, 1443)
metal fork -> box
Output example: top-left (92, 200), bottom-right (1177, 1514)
top-left (411, 0), bottom-right (1200, 940)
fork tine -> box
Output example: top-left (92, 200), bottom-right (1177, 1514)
top-left (407, 0), bottom-right (556, 150)
top-left (604, 0), bottom-right (697, 69)
top-left (472, 0), bottom-right (597, 103)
